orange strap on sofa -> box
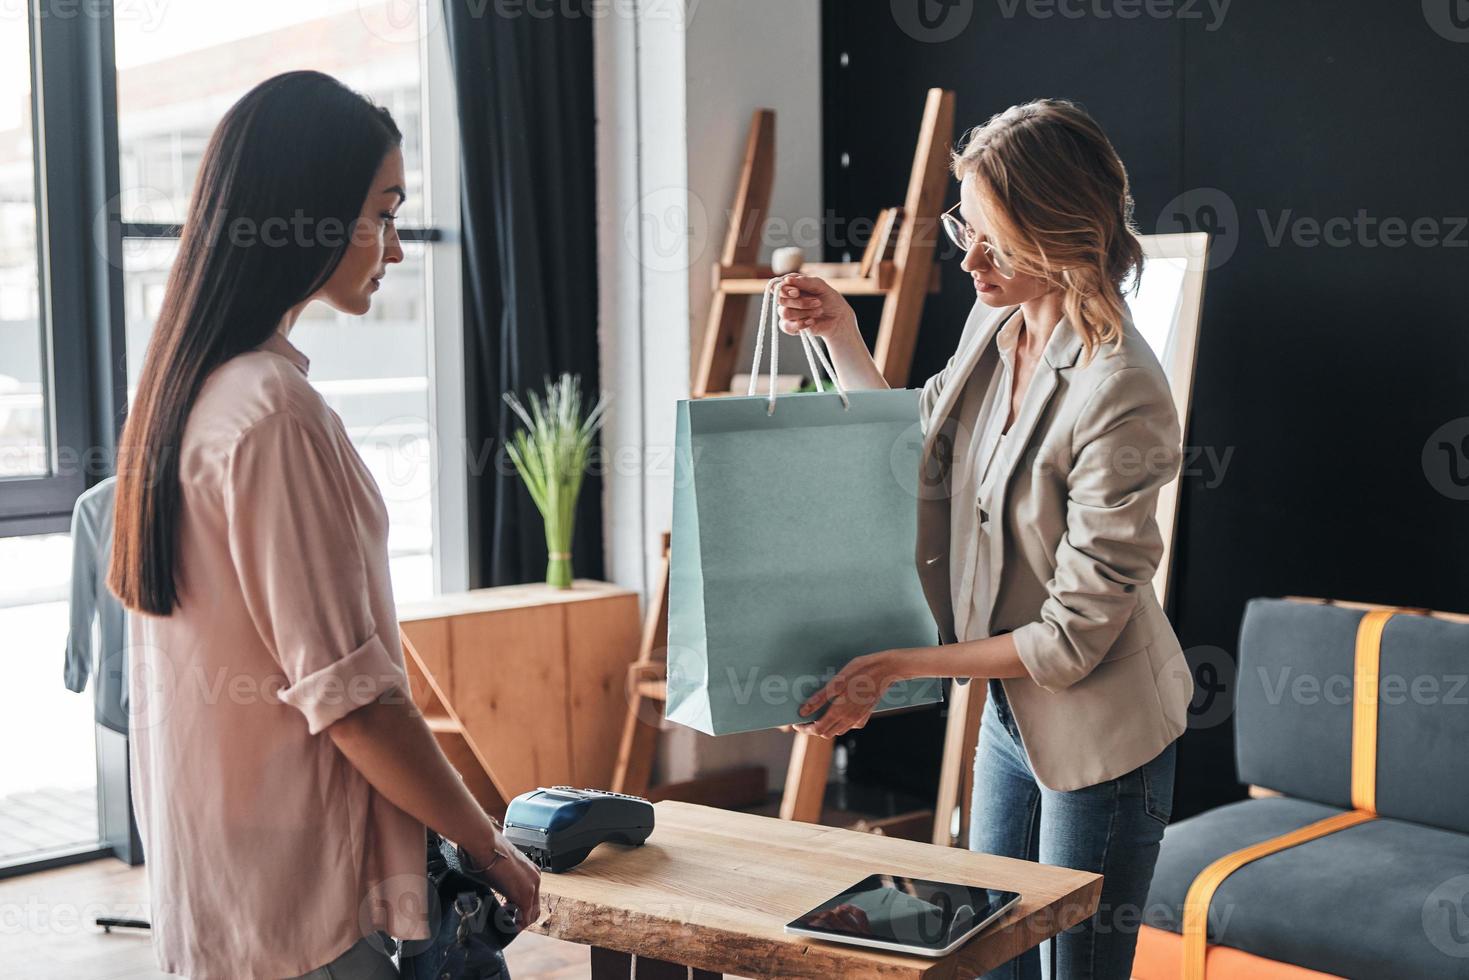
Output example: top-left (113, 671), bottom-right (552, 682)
top-left (1180, 809), bottom-right (1376, 980)
top-left (1350, 609), bottom-right (1394, 813)
top-left (1181, 604), bottom-right (1417, 979)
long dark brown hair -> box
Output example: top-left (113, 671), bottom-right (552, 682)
top-left (110, 71), bottom-right (401, 615)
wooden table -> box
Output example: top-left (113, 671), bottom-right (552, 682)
top-left (530, 802), bottom-right (1101, 979)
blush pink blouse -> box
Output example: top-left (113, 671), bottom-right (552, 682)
top-left (127, 331), bottom-right (429, 979)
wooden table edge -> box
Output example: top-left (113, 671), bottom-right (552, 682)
top-left (529, 869), bottom-right (1103, 979)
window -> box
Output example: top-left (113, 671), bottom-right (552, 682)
top-left (112, 0), bottom-right (427, 228)
top-left (0, 2), bottom-right (116, 874)
top-left (113, 0), bottom-right (458, 600)
top-left (0, 2), bottom-right (121, 535)
top-left (0, 11), bottom-right (48, 480)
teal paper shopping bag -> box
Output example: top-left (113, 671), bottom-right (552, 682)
top-left (664, 385), bottom-right (944, 736)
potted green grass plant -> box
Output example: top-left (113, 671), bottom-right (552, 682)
top-left (503, 374), bottom-right (608, 589)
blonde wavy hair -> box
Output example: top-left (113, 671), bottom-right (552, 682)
top-left (950, 99), bottom-right (1143, 356)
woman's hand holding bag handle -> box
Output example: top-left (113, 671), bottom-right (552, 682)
top-left (751, 276), bottom-right (851, 415)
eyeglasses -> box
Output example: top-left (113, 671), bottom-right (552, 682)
top-left (941, 202), bottom-right (1017, 279)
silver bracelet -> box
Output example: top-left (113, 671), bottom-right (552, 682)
top-left (460, 820), bottom-right (505, 874)
top-left (460, 844), bottom-right (503, 875)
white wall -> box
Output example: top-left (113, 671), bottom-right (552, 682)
top-left (595, 0), bottom-right (824, 791)
top-left (683, 0), bottom-right (825, 376)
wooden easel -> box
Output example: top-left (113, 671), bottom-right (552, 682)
top-left (932, 678), bottom-right (984, 845)
top-left (611, 533), bottom-right (673, 797)
top-left (694, 87), bottom-right (955, 396)
top-left (610, 532), bottom-right (767, 806)
top-left (614, 88), bottom-right (957, 827)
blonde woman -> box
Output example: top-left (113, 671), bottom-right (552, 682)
top-left (783, 100), bottom-right (1192, 979)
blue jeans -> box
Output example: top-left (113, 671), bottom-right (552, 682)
top-left (970, 680), bottom-right (1175, 980)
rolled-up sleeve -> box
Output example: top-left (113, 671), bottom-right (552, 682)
top-left (1012, 367), bottom-right (1181, 692)
top-left (224, 412), bottom-right (406, 733)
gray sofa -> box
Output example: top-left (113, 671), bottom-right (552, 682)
top-left (1139, 597), bottom-right (1469, 978)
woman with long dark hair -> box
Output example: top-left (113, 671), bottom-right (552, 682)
top-left (110, 71), bottom-right (539, 978)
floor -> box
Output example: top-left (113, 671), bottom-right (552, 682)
top-left (0, 858), bottom-right (589, 980)
top-left (0, 786), bottom-right (98, 866)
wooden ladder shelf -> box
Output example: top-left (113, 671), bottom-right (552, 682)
top-left (615, 88), bottom-right (957, 833)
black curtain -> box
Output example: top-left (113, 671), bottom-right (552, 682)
top-left (442, 2), bottom-right (603, 587)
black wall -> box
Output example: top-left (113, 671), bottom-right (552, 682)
top-left (827, 0), bottom-right (1469, 818)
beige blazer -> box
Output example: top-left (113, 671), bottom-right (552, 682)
top-left (916, 301), bottom-right (1193, 791)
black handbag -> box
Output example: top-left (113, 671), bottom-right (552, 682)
top-left (399, 831), bottom-right (518, 980)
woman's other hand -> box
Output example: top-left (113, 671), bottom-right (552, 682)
top-left (776, 273), bottom-right (858, 340)
top-left (467, 831), bottom-right (542, 929)
top-left (793, 651), bottom-right (907, 739)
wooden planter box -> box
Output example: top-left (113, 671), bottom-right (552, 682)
top-left (397, 580), bottom-right (641, 817)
